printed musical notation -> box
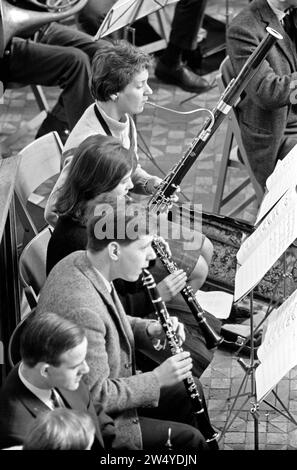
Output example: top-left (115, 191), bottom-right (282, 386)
top-left (255, 143), bottom-right (297, 225)
top-left (255, 288), bottom-right (297, 402)
top-left (234, 187), bottom-right (297, 302)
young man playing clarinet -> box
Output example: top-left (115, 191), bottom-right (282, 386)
top-left (36, 197), bottom-right (218, 451)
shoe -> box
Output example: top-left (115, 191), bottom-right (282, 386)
top-left (35, 112), bottom-right (70, 145)
top-left (155, 59), bottom-right (210, 94)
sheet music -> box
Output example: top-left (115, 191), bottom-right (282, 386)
top-left (255, 289), bottom-right (297, 402)
top-left (255, 143), bottom-right (297, 225)
top-left (94, 0), bottom-right (177, 40)
top-left (195, 290), bottom-right (233, 320)
top-left (234, 187), bottom-right (297, 302)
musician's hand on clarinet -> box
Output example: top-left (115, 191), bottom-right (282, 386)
top-left (147, 316), bottom-right (185, 345)
top-left (169, 185), bottom-right (180, 204)
top-left (168, 316), bottom-right (185, 346)
top-left (157, 270), bottom-right (187, 301)
top-left (155, 351), bottom-right (193, 387)
top-left (153, 181), bottom-right (180, 206)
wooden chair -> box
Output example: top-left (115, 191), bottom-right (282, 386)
top-left (8, 310), bottom-right (33, 368)
top-left (15, 131), bottom-right (62, 246)
top-left (18, 226), bottom-right (52, 309)
top-left (213, 56), bottom-right (264, 218)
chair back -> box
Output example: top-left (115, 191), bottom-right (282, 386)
top-left (19, 226), bottom-right (52, 299)
top-left (15, 131), bottom-right (62, 243)
top-left (213, 56), bottom-right (264, 217)
top-left (8, 311), bottom-right (33, 368)
top-left (16, 131), bottom-right (62, 203)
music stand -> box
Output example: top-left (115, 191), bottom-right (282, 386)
top-left (220, 187), bottom-right (297, 449)
top-left (94, 0), bottom-right (178, 53)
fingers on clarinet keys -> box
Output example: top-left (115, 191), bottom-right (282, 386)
top-left (169, 185), bottom-right (180, 204)
top-left (168, 316), bottom-right (185, 345)
top-left (156, 351), bottom-right (192, 387)
top-left (158, 270), bottom-right (187, 301)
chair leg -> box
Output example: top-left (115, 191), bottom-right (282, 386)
top-left (213, 123), bottom-right (234, 214)
top-left (31, 85), bottom-right (50, 113)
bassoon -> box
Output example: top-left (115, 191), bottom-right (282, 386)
top-left (142, 268), bottom-right (219, 449)
top-left (152, 236), bottom-right (223, 349)
top-left (147, 27), bottom-right (283, 213)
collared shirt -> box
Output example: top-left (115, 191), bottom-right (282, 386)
top-left (18, 362), bottom-right (54, 410)
top-left (266, 0), bottom-right (287, 22)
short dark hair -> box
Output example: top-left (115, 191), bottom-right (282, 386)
top-left (23, 409), bottom-right (95, 450)
top-left (87, 196), bottom-right (157, 253)
top-left (90, 39), bottom-right (152, 101)
top-left (56, 134), bottom-right (133, 222)
top-left (20, 312), bottom-right (86, 368)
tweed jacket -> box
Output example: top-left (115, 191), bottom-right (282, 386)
top-left (36, 251), bottom-right (161, 450)
top-left (0, 365), bottom-right (107, 450)
top-left (227, 0), bottom-right (297, 187)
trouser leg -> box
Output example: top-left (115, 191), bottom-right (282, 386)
top-left (139, 416), bottom-right (208, 451)
top-left (8, 37), bottom-right (92, 128)
top-left (169, 0), bottom-right (208, 51)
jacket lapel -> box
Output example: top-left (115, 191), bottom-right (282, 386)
top-left (74, 253), bottom-right (135, 349)
top-left (256, 0), bottom-right (297, 69)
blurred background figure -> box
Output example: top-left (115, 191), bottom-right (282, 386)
top-left (155, 0), bottom-right (210, 93)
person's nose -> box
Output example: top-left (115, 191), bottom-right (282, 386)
top-left (80, 360), bottom-right (89, 375)
top-left (147, 244), bottom-right (157, 261)
top-left (145, 82), bottom-right (153, 95)
top-left (127, 177), bottom-right (134, 190)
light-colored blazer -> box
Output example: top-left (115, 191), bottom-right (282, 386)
top-left (227, 0), bottom-right (297, 187)
top-left (36, 251), bottom-right (161, 450)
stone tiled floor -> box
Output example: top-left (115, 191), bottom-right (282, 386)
top-left (1, 0), bottom-right (297, 452)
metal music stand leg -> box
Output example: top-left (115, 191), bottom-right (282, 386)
top-left (221, 251), bottom-right (297, 448)
top-left (219, 290), bottom-right (260, 449)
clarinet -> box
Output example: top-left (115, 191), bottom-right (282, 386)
top-left (152, 237), bottom-right (223, 349)
top-left (147, 27), bottom-right (283, 213)
top-left (142, 268), bottom-right (219, 448)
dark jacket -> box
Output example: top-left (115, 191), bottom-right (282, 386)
top-left (227, 0), bottom-right (297, 187)
top-left (0, 365), bottom-right (114, 450)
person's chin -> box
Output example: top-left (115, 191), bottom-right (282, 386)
top-left (134, 106), bottom-right (144, 114)
top-left (125, 272), bottom-right (141, 282)
top-left (69, 381), bottom-right (80, 391)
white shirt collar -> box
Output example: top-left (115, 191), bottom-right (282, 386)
top-left (266, 0), bottom-right (287, 21)
top-left (18, 362), bottom-right (54, 409)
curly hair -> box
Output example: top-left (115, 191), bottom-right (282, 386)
top-left (90, 39), bottom-right (152, 101)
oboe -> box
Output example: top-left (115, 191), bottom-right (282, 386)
top-left (142, 268), bottom-right (219, 449)
top-left (147, 27), bottom-right (283, 213)
top-left (152, 237), bottom-right (223, 349)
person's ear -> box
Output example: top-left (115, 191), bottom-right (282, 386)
top-left (40, 363), bottom-right (49, 378)
top-left (110, 93), bottom-right (119, 101)
top-left (108, 242), bottom-right (120, 260)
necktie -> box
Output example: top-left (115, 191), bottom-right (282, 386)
top-left (283, 9), bottom-right (296, 42)
top-left (50, 389), bottom-right (65, 408)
